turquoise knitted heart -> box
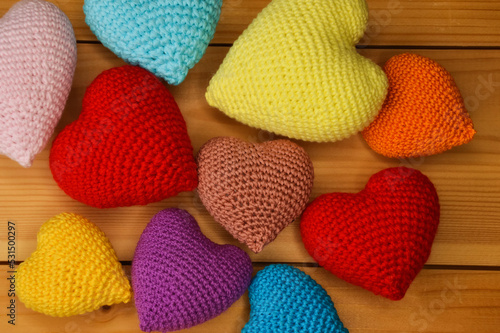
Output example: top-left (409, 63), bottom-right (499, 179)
top-left (243, 265), bottom-right (349, 333)
top-left (83, 0), bottom-right (222, 85)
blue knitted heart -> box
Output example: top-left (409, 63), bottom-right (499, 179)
top-left (243, 265), bottom-right (349, 333)
top-left (83, 0), bottom-right (222, 85)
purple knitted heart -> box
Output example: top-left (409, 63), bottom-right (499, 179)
top-left (132, 208), bottom-right (253, 332)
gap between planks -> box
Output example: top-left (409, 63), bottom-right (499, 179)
top-left (3, 261), bottom-right (500, 271)
top-left (75, 40), bottom-right (500, 50)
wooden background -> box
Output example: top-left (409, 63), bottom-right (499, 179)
top-left (1, 0), bottom-right (500, 332)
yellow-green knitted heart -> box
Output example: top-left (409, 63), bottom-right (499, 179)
top-left (17, 213), bottom-right (131, 317)
top-left (206, 0), bottom-right (388, 142)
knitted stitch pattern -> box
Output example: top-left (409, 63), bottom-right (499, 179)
top-left (50, 65), bottom-right (198, 208)
top-left (197, 137), bottom-right (314, 253)
top-left (83, 0), bottom-right (223, 85)
top-left (0, 0), bottom-right (76, 167)
top-left (17, 213), bottom-right (131, 317)
top-left (301, 167), bottom-right (440, 300)
top-left (242, 264), bottom-right (349, 333)
top-left (206, 0), bottom-right (388, 142)
top-left (362, 53), bottom-right (476, 158)
top-left (132, 208), bottom-right (253, 332)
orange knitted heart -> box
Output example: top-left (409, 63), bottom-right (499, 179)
top-left (362, 53), bottom-right (476, 158)
top-left (197, 137), bottom-right (314, 253)
top-left (301, 167), bottom-right (440, 300)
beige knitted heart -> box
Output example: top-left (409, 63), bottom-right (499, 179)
top-left (197, 137), bottom-right (314, 253)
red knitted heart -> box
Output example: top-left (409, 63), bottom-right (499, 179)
top-left (300, 167), bottom-right (440, 300)
top-left (50, 65), bottom-right (198, 208)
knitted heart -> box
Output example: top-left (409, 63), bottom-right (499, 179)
top-left (132, 208), bottom-right (253, 332)
top-left (362, 53), bottom-right (476, 158)
top-left (83, 0), bottom-right (222, 85)
top-left (197, 137), bottom-right (314, 253)
top-left (243, 264), bottom-right (349, 333)
top-left (301, 167), bottom-right (440, 300)
top-left (17, 213), bottom-right (131, 317)
top-left (50, 65), bottom-right (198, 208)
top-left (0, 0), bottom-right (76, 167)
top-left (206, 0), bottom-right (388, 142)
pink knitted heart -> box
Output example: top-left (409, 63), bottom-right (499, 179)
top-left (0, 0), bottom-right (77, 167)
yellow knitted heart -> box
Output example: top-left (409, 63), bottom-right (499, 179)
top-left (17, 213), bottom-right (131, 317)
top-left (206, 0), bottom-right (388, 142)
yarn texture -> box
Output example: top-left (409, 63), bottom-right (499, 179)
top-left (0, 0), bottom-right (76, 167)
top-left (50, 65), bottom-right (198, 208)
top-left (243, 264), bottom-right (349, 333)
top-left (206, 0), bottom-right (388, 142)
top-left (84, 0), bottom-right (223, 85)
top-left (132, 208), bottom-right (253, 332)
top-left (301, 167), bottom-right (440, 300)
top-left (197, 137), bottom-right (314, 253)
top-left (17, 213), bottom-right (131, 317)
top-left (362, 53), bottom-right (476, 157)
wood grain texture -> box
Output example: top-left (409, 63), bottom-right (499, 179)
top-left (0, 45), bottom-right (499, 266)
top-left (1, 1), bottom-right (500, 331)
top-left (1, 0), bottom-right (499, 46)
top-left (1, 265), bottom-right (499, 332)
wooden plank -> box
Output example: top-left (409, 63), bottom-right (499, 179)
top-left (1, 265), bottom-right (499, 332)
top-left (219, 0), bottom-right (500, 47)
top-left (0, 45), bottom-right (499, 266)
top-left (1, 0), bottom-right (500, 46)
